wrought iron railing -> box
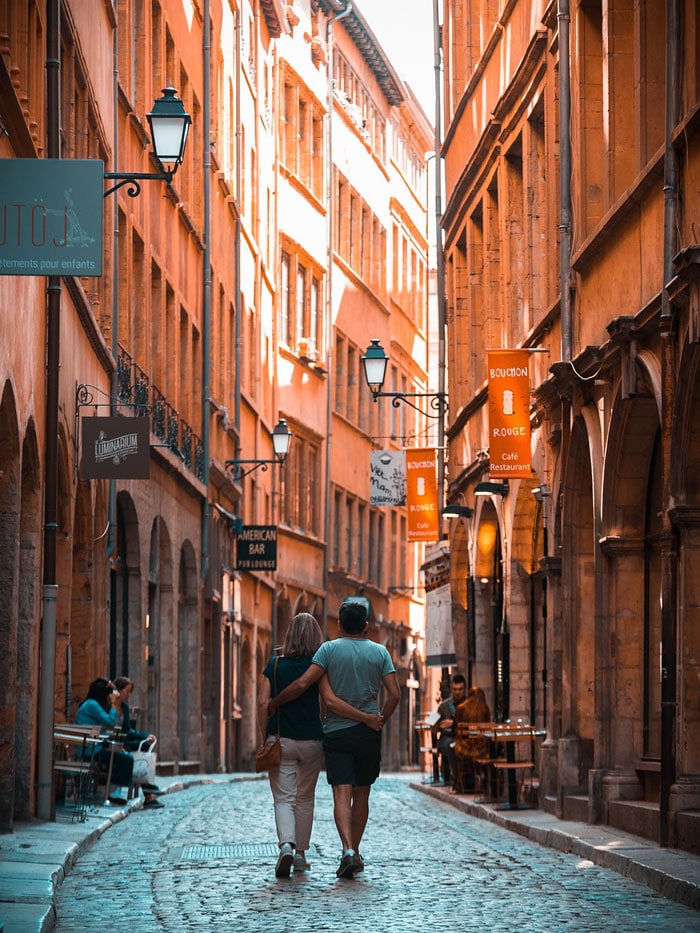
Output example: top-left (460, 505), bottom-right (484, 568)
top-left (118, 347), bottom-right (205, 483)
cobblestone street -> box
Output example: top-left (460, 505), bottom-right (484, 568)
top-left (52, 775), bottom-right (700, 933)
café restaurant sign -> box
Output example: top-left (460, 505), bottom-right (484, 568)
top-left (487, 349), bottom-right (531, 477)
top-left (236, 525), bottom-right (278, 571)
top-left (0, 159), bottom-right (103, 276)
top-left (405, 448), bottom-right (439, 542)
top-left (81, 417), bottom-right (151, 479)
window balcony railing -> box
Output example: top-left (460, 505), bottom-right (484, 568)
top-left (117, 346), bottom-right (205, 483)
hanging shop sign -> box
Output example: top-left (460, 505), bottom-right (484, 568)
top-left (81, 416), bottom-right (150, 479)
top-left (236, 525), bottom-right (277, 571)
top-left (370, 450), bottom-right (406, 506)
top-left (0, 159), bottom-right (103, 276)
top-left (405, 448), bottom-right (439, 542)
top-left (425, 583), bottom-right (457, 667)
top-left (487, 348), bottom-right (531, 477)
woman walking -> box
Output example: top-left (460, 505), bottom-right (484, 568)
top-left (257, 613), bottom-right (325, 877)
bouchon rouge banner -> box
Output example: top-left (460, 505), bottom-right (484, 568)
top-left (487, 349), bottom-right (531, 477)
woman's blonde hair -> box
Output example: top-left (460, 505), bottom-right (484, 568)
top-left (283, 612), bottom-right (323, 658)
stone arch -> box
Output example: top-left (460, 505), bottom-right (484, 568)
top-left (668, 340), bottom-right (700, 780)
top-left (54, 424), bottom-right (74, 721)
top-left (600, 380), bottom-right (660, 772)
top-left (561, 415), bottom-right (596, 742)
top-left (177, 539), bottom-right (199, 760)
top-left (70, 479), bottom-right (95, 718)
top-left (472, 499), bottom-right (502, 717)
top-left (0, 381), bottom-right (21, 831)
top-left (509, 479), bottom-right (544, 724)
top-left (448, 514), bottom-right (471, 677)
top-left (148, 517), bottom-right (173, 751)
top-left (15, 419), bottom-right (41, 821)
top-left (240, 636), bottom-right (254, 769)
top-left (112, 491), bottom-right (142, 681)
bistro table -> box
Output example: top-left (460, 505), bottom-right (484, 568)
top-left (468, 723), bottom-right (545, 809)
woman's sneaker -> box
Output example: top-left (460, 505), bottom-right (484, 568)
top-left (275, 843), bottom-right (294, 878)
top-left (293, 853), bottom-right (310, 872)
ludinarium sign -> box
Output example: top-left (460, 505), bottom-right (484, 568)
top-left (487, 349), bottom-right (531, 477)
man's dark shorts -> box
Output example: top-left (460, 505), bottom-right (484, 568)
top-left (323, 723), bottom-right (382, 786)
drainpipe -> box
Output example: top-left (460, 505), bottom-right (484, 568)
top-left (201, 0), bottom-right (211, 584)
top-left (37, 0), bottom-right (61, 821)
top-left (234, 8), bottom-right (242, 456)
top-left (558, 0), bottom-right (572, 362)
top-left (433, 0), bottom-right (446, 511)
top-left (659, 0), bottom-right (680, 849)
top-left (321, 1), bottom-right (352, 638)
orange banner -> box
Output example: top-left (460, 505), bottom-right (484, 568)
top-left (405, 448), bottom-right (439, 542)
top-left (488, 349), bottom-right (531, 477)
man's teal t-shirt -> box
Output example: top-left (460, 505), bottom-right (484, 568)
top-left (312, 638), bottom-right (395, 733)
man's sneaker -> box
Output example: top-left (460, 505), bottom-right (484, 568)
top-left (353, 853), bottom-right (365, 873)
top-left (275, 843), bottom-right (294, 878)
top-left (292, 853), bottom-right (310, 872)
top-left (336, 853), bottom-right (359, 879)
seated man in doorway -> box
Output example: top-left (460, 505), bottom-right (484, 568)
top-left (432, 673), bottom-right (467, 791)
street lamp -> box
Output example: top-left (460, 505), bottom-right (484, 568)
top-left (474, 480), bottom-right (509, 497)
top-left (226, 417), bottom-right (292, 479)
top-left (441, 503), bottom-right (474, 519)
top-left (104, 87), bottom-right (192, 198)
top-left (360, 338), bottom-right (447, 418)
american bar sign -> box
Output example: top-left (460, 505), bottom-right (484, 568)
top-left (0, 159), bottom-right (103, 276)
top-left (236, 525), bottom-right (278, 571)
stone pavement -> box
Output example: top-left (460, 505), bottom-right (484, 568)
top-left (0, 772), bottom-right (698, 932)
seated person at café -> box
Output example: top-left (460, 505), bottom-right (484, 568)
top-left (432, 673), bottom-right (467, 789)
top-left (75, 678), bottom-right (164, 809)
top-left (113, 676), bottom-right (164, 799)
top-left (454, 685), bottom-right (492, 792)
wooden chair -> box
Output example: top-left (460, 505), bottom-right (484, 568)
top-left (492, 726), bottom-right (537, 807)
top-left (415, 717), bottom-right (441, 783)
top-left (53, 726), bottom-right (102, 821)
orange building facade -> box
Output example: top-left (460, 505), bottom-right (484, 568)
top-left (0, 0), bottom-right (432, 830)
top-left (439, 0), bottom-right (700, 851)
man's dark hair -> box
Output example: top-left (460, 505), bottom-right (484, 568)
top-left (451, 673), bottom-right (467, 687)
top-left (338, 600), bottom-right (367, 634)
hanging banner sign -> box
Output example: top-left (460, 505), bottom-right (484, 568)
top-left (0, 159), bottom-right (103, 276)
top-left (425, 583), bottom-right (457, 667)
top-left (81, 416), bottom-right (151, 479)
top-left (236, 525), bottom-right (278, 571)
top-left (487, 349), bottom-right (531, 477)
top-left (370, 450), bottom-right (406, 506)
top-left (405, 448), bottom-right (439, 542)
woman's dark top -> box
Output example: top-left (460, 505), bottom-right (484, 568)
top-left (263, 656), bottom-right (323, 741)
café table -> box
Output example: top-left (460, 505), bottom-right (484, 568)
top-left (469, 723), bottom-right (545, 809)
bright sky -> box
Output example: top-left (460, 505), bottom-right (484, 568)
top-left (360, 0), bottom-right (437, 119)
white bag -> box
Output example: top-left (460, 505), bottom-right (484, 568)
top-left (131, 738), bottom-right (157, 786)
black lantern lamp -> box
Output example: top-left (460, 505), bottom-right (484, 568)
top-left (226, 417), bottom-right (292, 480)
top-left (147, 86), bottom-right (192, 167)
top-left (361, 338), bottom-right (446, 418)
top-left (474, 480), bottom-right (509, 497)
top-left (441, 503), bottom-right (474, 519)
top-left (104, 87), bottom-right (192, 198)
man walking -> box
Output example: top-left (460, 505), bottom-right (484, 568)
top-left (268, 600), bottom-right (400, 879)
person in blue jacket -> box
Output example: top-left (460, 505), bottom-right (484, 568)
top-left (75, 678), bottom-right (163, 808)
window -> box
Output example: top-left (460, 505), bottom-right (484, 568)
top-left (280, 252), bottom-right (291, 345)
top-left (279, 240), bottom-right (324, 358)
top-left (281, 429), bottom-right (323, 537)
top-left (280, 68), bottom-right (325, 201)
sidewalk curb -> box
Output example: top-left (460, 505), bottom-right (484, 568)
top-left (412, 782), bottom-right (700, 912)
top-left (0, 774), bottom-right (265, 933)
